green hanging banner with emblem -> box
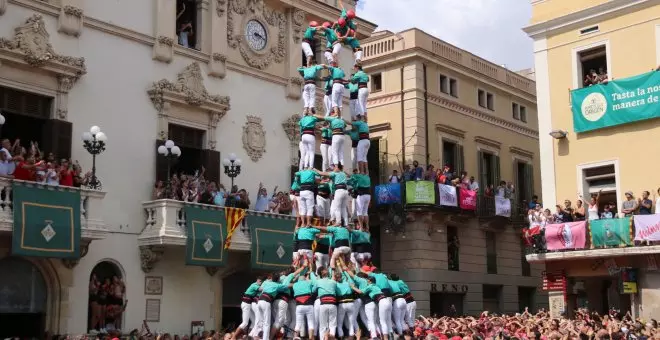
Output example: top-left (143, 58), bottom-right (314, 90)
top-left (185, 205), bottom-right (227, 267)
top-left (589, 217), bottom-right (632, 247)
top-left (12, 182), bottom-right (81, 259)
top-left (247, 213), bottom-right (295, 270)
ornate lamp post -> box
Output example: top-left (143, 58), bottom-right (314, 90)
top-left (222, 153), bottom-right (242, 188)
top-left (157, 140), bottom-right (181, 194)
top-left (0, 111), bottom-right (5, 138)
top-left (81, 126), bottom-right (107, 190)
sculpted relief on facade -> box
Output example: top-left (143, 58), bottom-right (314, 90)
top-left (242, 115), bottom-right (266, 162)
top-left (226, 0), bottom-right (286, 70)
top-left (147, 62), bottom-right (230, 149)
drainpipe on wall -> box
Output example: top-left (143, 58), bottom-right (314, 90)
top-left (400, 66), bottom-right (405, 169)
top-left (423, 63), bottom-right (429, 166)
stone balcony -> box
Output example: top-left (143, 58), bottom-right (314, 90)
top-left (139, 199), bottom-right (251, 250)
top-left (0, 177), bottom-right (108, 240)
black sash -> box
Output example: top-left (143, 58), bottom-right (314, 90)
top-left (404, 292), bottom-right (415, 303)
top-left (334, 239), bottom-right (349, 248)
top-left (300, 184), bottom-right (316, 191)
top-left (351, 140), bottom-right (358, 148)
top-left (302, 129), bottom-right (315, 135)
top-left (335, 184), bottom-right (347, 189)
top-left (242, 295), bottom-right (254, 303)
top-left (359, 133), bottom-right (369, 140)
top-left (358, 82), bottom-right (368, 88)
top-left (350, 91), bottom-right (358, 100)
top-left (259, 294), bottom-right (274, 302)
top-left (316, 242), bottom-right (329, 254)
top-left (304, 80), bottom-right (316, 84)
top-left (357, 187), bottom-right (370, 195)
top-left (322, 138), bottom-right (332, 145)
top-left (298, 239), bottom-right (313, 250)
top-left (332, 128), bottom-right (344, 135)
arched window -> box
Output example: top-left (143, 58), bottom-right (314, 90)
top-left (0, 257), bottom-right (48, 338)
top-left (88, 260), bottom-right (126, 333)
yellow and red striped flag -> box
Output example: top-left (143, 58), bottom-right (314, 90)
top-left (224, 207), bottom-right (246, 249)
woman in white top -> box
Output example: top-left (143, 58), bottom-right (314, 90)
top-left (586, 190), bottom-right (602, 220)
top-left (46, 163), bottom-right (59, 186)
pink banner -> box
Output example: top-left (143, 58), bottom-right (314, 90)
top-left (544, 221), bottom-right (587, 250)
top-left (459, 188), bottom-right (476, 210)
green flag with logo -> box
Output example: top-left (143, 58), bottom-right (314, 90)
top-left (405, 180), bottom-right (436, 205)
top-left (589, 217), bottom-right (632, 247)
top-left (185, 205), bottom-right (227, 267)
top-left (247, 213), bottom-right (295, 270)
top-left (572, 71), bottom-right (660, 133)
top-left (12, 182), bottom-right (81, 259)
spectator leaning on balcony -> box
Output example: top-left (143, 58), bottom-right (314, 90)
top-left (528, 195), bottom-right (541, 210)
top-left (423, 164), bottom-right (436, 181)
top-left (638, 191), bottom-right (653, 215)
top-left (402, 164), bottom-right (414, 181)
top-left (495, 181), bottom-right (515, 199)
top-left (388, 170), bottom-right (401, 183)
top-left (622, 191), bottom-right (638, 217)
top-left (469, 176), bottom-right (479, 192)
top-left (584, 190), bottom-right (602, 220)
top-left (254, 182), bottom-right (272, 212)
top-left (574, 199), bottom-right (586, 221)
top-left (411, 160), bottom-right (423, 180)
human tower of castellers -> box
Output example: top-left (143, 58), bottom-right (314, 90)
top-left (231, 5), bottom-right (417, 340)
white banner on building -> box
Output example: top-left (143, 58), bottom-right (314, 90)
top-left (438, 184), bottom-right (458, 207)
top-left (495, 197), bottom-right (511, 217)
top-left (634, 214), bottom-right (660, 241)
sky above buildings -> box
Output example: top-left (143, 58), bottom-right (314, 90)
top-left (356, 0), bottom-right (534, 71)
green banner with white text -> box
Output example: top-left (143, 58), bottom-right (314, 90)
top-left (248, 214), bottom-right (295, 270)
top-left (12, 182), bottom-right (81, 259)
top-left (589, 217), bottom-right (632, 247)
top-left (405, 181), bottom-right (436, 205)
top-left (572, 71), bottom-right (660, 133)
top-left (185, 205), bottom-right (227, 267)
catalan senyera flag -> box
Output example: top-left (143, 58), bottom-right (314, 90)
top-left (223, 207), bottom-right (246, 249)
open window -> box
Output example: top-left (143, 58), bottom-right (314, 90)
top-left (176, 0), bottom-right (199, 50)
top-left (578, 45), bottom-right (608, 88)
top-left (442, 139), bottom-right (464, 174)
top-left (582, 164), bottom-right (618, 213)
top-left (478, 89), bottom-right (494, 111)
top-left (371, 73), bottom-right (382, 92)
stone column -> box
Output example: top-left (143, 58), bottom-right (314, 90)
top-left (208, 0), bottom-right (229, 78)
top-left (153, 0), bottom-right (177, 63)
top-left (285, 8), bottom-right (305, 100)
top-left (196, 0), bottom-right (211, 52)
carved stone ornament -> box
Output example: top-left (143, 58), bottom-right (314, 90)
top-left (282, 114), bottom-right (301, 142)
top-left (209, 53), bottom-right (227, 79)
top-left (158, 36), bottom-right (175, 47)
top-left (62, 5), bottom-right (83, 17)
top-left (242, 115), bottom-right (266, 162)
top-left (61, 242), bottom-right (90, 269)
top-left (139, 246), bottom-right (164, 273)
top-left (0, 14), bottom-right (86, 76)
top-left (291, 9), bottom-right (305, 43)
top-left (226, 0), bottom-right (286, 69)
top-left (216, 0), bottom-right (227, 16)
top-left (206, 267), bottom-right (220, 276)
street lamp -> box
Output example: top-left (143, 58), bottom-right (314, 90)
top-left (222, 153), bottom-right (242, 188)
top-left (81, 125), bottom-right (107, 190)
top-left (0, 111), bottom-right (5, 138)
top-left (157, 140), bottom-right (182, 195)
top-left (549, 129), bottom-right (568, 139)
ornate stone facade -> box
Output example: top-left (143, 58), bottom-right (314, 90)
top-left (291, 9), bottom-right (305, 43)
top-left (226, 0), bottom-right (286, 70)
top-left (242, 115), bottom-right (266, 162)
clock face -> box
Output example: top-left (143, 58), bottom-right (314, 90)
top-left (246, 20), bottom-right (268, 51)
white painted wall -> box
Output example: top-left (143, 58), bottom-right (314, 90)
top-left (1, 2), bottom-right (356, 334)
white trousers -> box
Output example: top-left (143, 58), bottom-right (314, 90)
top-left (319, 304), bottom-right (338, 337)
top-left (298, 141), bottom-right (304, 171)
top-left (351, 250), bottom-right (372, 267)
top-left (350, 196), bottom-right (356, 220)
top-left (364, 301), bottom-right (379, 338)
top-left (301, 134), bottom-right (316, 169)
top-left (299, 190), bottom-right (315, 216)
top-left (330, 188), bottom-right (349, 225)
top-left (393, 298), bottom-right (408, 334)
top-left (302, 41), bottom-right (314, 57)
top-left (324, 94), bottom-right (332, 117)
top-left (331, 134), bottom-right (345, 166)
top-left (316, 195), bottom-right (330, 219)
top-left (239, 301), bottom-right (253, 330)
top-left (378, 297), bottom-right (393, 335)
top-left (337, 302), bottom-right (356, 337)
top-left (354, 49), bottom-right (364, 63)
top-left (324, 51), bottom-right (334, 64)
top-left (273, 299), bottom-right (288, 329)
top-left (405, 301), bottom-right (417, 328)
top-left (353, 299), bottom-right (363, 333)
top-left (302, 83), bottom-right (316, 109)
top-left (297, 248), bottom-right (313, 260)
top-left (330, 245), bottom-right (351, 268)
top-left (358, 88), bottom-right (369, 115)
top-left (295, 304), bottom-right (314, 336)
top-left (314, 251), bottom-right (329, 269)
top-left (257, 300), bottom-right (272, 340)
top-left (332, 42), bottom-right (342, 56)
top-left (320, 143), bottom-right (330, 171)
top-left (356, 194), bottom-right (371, 217)
top-left (249, 302), bottom-right (261, 336)
top-left (357, 139), bottom-right (370, 163)
top-left (331, 83), bottom-right (344, 109)
top-left (349, 99), bottom-right (360, 119)
top-left (288, 300), bottom-right (297, 330)
top-left (314, 299), bottom-right (321, 336)
top-left (351, 146), bottom-right (357, 169)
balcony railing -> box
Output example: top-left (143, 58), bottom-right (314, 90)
top-left (0, 177), bottom-right (108, 239)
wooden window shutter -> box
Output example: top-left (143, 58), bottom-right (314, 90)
top-left (202, 149), bottom-right (221, 184)
top-left (42, 119), bottom-right (72, 160)
top-left (379, 138), bottom-right (388, 184)
top-left (478, 151), bottom-right (486, 193)
top-left (493, 154), bottom-right (501, 185)
top-left (525, 163), bottom-right (534, 203)
top-left (455, 144), bottom-right (464, 175)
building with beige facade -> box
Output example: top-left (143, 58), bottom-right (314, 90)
top-left (524, 0), bottom-right (660, 319)
top-left (360, 28), bottom-right (548, 317)
top-left (0, 0), bottom-right (376, 336)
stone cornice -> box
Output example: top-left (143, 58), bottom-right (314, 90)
top-left (510, 146), bottom-right (535, 159)
top-left (523, 0), bottom-right (660, 39)
top-left (435, 124), bottom-right (466, 139)
top-left (371, 122), bottom-right (391, 133)
top-left (474, 136), bottom-right (502, 150)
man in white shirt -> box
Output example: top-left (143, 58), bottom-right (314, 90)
top-left (0, 139), bottom-right (14, 175)
top-left (468, 176), bottom-right (479, 192)
top-left (388, 170), bottom-right (400, 183)
top-left (253, 183), bottom-right (272, 212)
top-left (0, 152), bottom-right (9, 176)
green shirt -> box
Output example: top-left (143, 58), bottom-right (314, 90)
top-left (303, 26), bottom-right (317, 40)
top-left (318, 234), bottom-right (331, 245)
top-left (260, 280), bottom-right (290, 297)
top-left (348, 130), bottom-right (359, 141)
top-left (296, 169), bottom-right (317, 185)
top-left (299, 115), bottom-right (319, 133)
top-left (291, 176), bottom-right (301, 191)
top-left (345, 82), bottom-right (359, 93)
top-left (313, 277), bottom-right (338, 297)
top-left (336, 280), bottom-right (353, 297)
top-left (323, 27), bottom-right (338, 45)
top-left (244, 282), bottom-right (261, 297)
top-left (297, 227), bottom-right (321, 241)
top-left (328, 66), bottom-right (345, 80)
top-left (351, 275), bottom-right (369, 290)
top-left (363, 283), bottom-right (383, 299)
top-left (344, 36), bottom-right (360, 49)
top-left (351, 230), bottom-right (370, 244)
top-left (327, 226), bottom-right (350, 241)
top-left (353, 173), bottom-right (371, 188)
top-left (389, 280), bottom-right (402, 294)
top-left (325, 116), bottom-right (346, 130)
top-left (393, 280), bottom-right (410, 294)
top-left (368, 272), bottom-right (392, 292)
top-left (324, 78), bottom-right (333, 92)
top-left (298, 65), bottom-right (323, 80)
top-left (339, 9), bottom-right (357, 30)
top-left (351, 70), bottom-right (369, 84)
top-left (352, 120), bottom-right (369, 133)
top-left (329, 171), bottom-right (348, 185)
top-left (321, 127), bottom-right (332, 139)
top-left (293, 279), bottom-right (314, 297)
